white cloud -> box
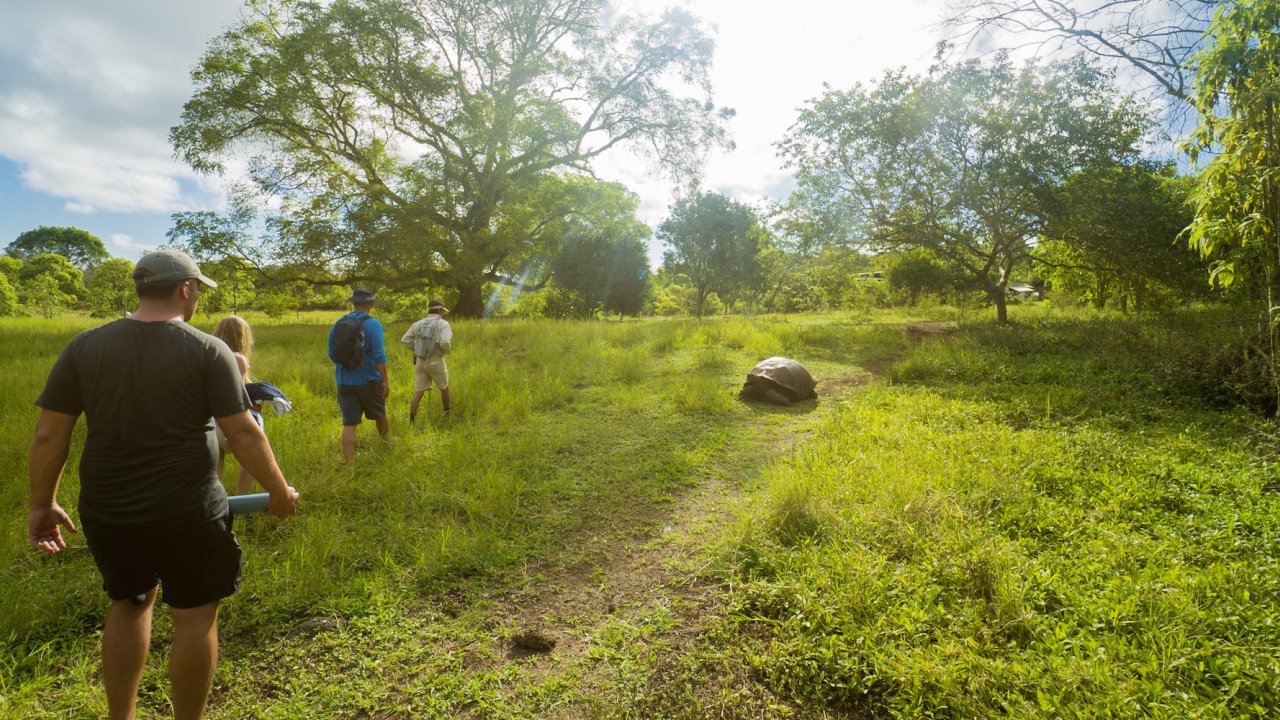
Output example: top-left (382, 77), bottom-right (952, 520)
top-left (64, 202), bottom-right (95, 214)
top-left (109, 233), bottom-right (153, 252)
top-left (0, 0), bottom-right (947, 234)
top-left (0, 0), bottom-right (243, 216)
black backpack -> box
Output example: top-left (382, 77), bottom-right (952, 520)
top-left (330, 315), bottom-right (371, 370)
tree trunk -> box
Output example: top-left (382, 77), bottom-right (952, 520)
top-left (452, 280), bottom-right (486, 318)
top-left (993, 290), bottom-right (1008, 323)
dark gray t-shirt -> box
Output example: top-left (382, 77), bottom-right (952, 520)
top-left (36, 319), bottom-right (252, 528)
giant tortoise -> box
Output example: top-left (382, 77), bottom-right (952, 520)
top-left (740, 357), bottom-right (817, 405)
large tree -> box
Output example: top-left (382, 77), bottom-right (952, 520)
top-left (658, 190), bottom-right (766, 317)
top-left (780, 54), bottom-right (1146, 322)
top-left (172, 0), bottom-right (730, 317)
top-left (7, 226), bottom-right (110, 269)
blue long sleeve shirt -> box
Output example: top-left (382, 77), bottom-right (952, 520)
top-left (329, 311), bottom-right (387, 387)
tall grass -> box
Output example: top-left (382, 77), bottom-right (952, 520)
top-left (728, 308), bottom-right (1280, 718)
top-left (10, 306), bottom-right (1274, 718)
top-left (0, 310), bottom-right (903, 718)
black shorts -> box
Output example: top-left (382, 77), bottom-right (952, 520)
top-left (337, 381), bottom-right (387, 425)
top-left (81, 515), bottom-right (243, 609)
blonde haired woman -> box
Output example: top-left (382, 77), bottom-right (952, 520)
top-left (213, 315), bottom-right (261, 494)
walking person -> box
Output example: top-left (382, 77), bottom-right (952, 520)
top-left (401, 299), bottom-right (453, 424)
top-left (212, 315), bottom-right (262, 494)
top-left (26, 247), bottom-right (299, 720)
top-left (328, 287), bottom-right (389, 463)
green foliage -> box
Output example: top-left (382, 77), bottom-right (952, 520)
top-left (547, 211), bottom-right (651, 317)
top-left (511, 286), bottom-right (586, 320)
top-left (19, 261), bottom-right (81, 319)
top-left (885, 249), bottom-right (952, 305)
top-left (730, 310), bottom-right (1280, 718)
top-left (1039, 163), bottom-right (1209, 311)
top-left (6, 226), bottom-right (109, 269)
top-left (0, 273), bottom-right (18, 317)
top-left (1185, 0), bottom-right (1280, 410)
top-left (84, 257), bottom-right (134, 318)
top-left (18, 253), bottom-right (86, 309)
top-left (171, 0), bottom-right (730, 316)
top-left (659, 191), bottom-right (767, 317)
top-left (24, 274), bottom-right (72, 319)
top-left (782, 52), bottom-right (1149, 322)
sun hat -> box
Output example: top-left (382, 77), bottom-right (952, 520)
top-left (428, 299), bottom-right (448, 314)
top-left (346, 288), bottom-right (378, 305)
top-left (132, 248), bottom-right (218, 288)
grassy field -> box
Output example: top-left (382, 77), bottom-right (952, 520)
top-left (2, 305), bottom-right (1278, 718)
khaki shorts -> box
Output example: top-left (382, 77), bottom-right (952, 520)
top-left (413, 355), bottom-right (449, 392)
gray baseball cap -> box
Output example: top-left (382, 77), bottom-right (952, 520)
top-left (132, 248), bottom-right (218, 288)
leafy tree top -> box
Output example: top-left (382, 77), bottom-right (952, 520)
top-left (170, 0), bottom-right (733, 315)
top-left (7, 226), bottom-right (110, 269)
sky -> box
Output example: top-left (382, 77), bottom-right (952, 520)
top-left (0, 0), bottom-right (947, 262)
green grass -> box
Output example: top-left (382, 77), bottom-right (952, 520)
top-left (726, 307), bottom-right (1280, 718)
top-left (0, 310), bottom-right (905, 718)
top-left (4, 306), bottom-right (1279, 718)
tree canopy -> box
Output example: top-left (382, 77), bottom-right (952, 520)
top-left (85, 258), bottom-right (136, 318)
top-left (1037, 162), bottom-right (1205, 311)
top-left (543, 179), bottom-right (651, 317)
top-left (780, 54), bottom-right (1147, 322)
top-left (172, 0), bottom-right (731, 316)
top-left (7, 226), bottom-right (110, 269)
top-left (658, 190), bottom-right (766, 317)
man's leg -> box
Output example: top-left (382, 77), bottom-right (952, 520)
top-left (409, 390), bottom-right (426, 423)
top-left (234, 467), bottom-right (256, 495)
top-left (103, 588), bottom-right (157, 720)
top-left (168, 601), bottom-right (219, 720)
top-left (342, 425), bottom-right (358, 463)
top-left (376, 415), bottom-right (390, 439)
top-left (439, 387), bottom-right (451, 413)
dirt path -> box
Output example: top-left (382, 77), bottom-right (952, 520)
top-left (343, 323), bottom-right (957, 717)
top-left (449, 336), bottom-right (934, 717)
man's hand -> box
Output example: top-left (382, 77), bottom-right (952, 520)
top-left (28, 503), bottom-right (76, 554)
top-left (380, 377), bottom-right (390, 400)
top-left (266, 486), bottom-right (300, 518)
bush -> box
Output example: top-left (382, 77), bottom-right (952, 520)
top-left (0, 273), bottom-right (18, 317)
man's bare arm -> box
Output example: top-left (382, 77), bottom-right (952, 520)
top-left (27, 409), bottom-right (79, 554)
top-left (216, 411), bottom-right (299, 517)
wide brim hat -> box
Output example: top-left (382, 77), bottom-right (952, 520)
top-left (133, 248), bottom-right (218, 288)
top-left (346, 288), bottom-right (378, 305)
top-left (428, 299), bottom-right (449, 314)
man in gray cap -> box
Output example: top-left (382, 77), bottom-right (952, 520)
top-left (26, 247), bottom-right (299, 720)
top-left (328, 287), bottom-right (390, 462)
